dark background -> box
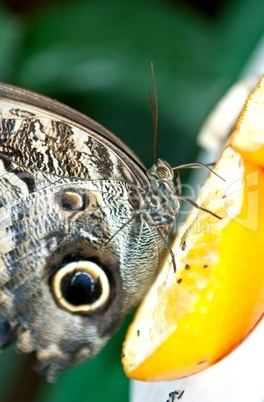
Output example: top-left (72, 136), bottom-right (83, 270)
top-left (0, 0), bottom-right (263, 401)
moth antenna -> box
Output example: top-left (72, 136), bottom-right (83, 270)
top-left (172, 162), bottom-right (225, 182)
top-left (149, 62), bottom-right (158, 165)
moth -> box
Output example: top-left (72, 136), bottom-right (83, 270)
top-left (0, 83), bottom-right (180, 381)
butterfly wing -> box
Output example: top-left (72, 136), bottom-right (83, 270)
top-left (0, 83), bottom-right (147, 184)
top-left (0, 84), bottom-right (164, 380)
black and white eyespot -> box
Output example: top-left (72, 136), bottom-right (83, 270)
top-left (51, 261), bottom-right (110, 314)
top-left (56, 189), bottom-right (88, 211)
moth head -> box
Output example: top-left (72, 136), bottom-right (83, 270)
top-left (148, 159), bottom-right (174, 183)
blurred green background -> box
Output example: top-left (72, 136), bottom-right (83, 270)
top-left (0, 0), bottom-right (263, 401)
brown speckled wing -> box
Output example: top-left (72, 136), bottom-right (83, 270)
top-left (0, 83), bottom-right (179, 381)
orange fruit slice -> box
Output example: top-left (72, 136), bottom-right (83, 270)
top-left (122, 76), bottom-right (264, 381)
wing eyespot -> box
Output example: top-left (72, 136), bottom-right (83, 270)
top-left (51, 261), bottom-right (110, 314)
top-left (56, 189), bottom-right (88, 211)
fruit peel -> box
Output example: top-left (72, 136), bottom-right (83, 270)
top-left (122, 77), bottom-right (264, 381)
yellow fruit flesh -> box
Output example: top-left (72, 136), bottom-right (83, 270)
top-left (122, 77), bottom-right (264, 381)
